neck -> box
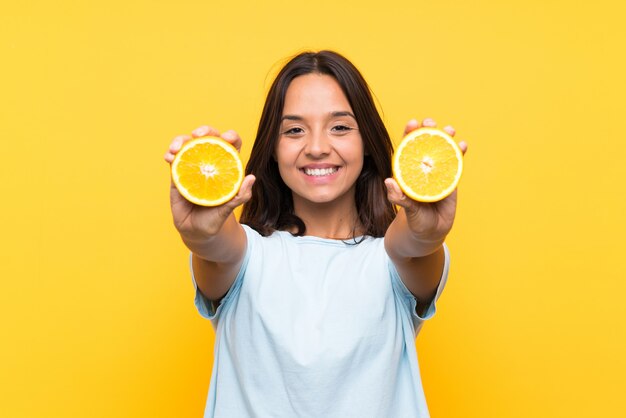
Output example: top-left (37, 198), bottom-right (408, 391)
top-left (292, 198), bottom-right (363, 240)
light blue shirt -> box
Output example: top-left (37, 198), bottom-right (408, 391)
top-left (192, 225), bottom-right (449, 418)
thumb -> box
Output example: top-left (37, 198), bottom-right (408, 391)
top-left (224, 174), bottom-right (256, 209)
top-left (384, 178), bottom-right (411, 208)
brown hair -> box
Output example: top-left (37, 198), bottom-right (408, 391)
top-left (240, 50), bottom-right (396, 237)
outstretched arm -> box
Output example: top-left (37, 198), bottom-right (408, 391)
top-left (384, 118), bottom-right (467, 312)
top-left (165, 125), bottom-right (256, 301)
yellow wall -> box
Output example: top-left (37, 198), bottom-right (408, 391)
top-left (2, 1), bottom-right (625, 416)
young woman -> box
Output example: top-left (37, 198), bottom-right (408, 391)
top-left (165, 50), bottom-right (467, 417)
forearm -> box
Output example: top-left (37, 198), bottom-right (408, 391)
top-left (182, 213), bottom-right (245, 264)
top-left (385, 208), bottom-right (447, 301)
top-left (183, 214), bottom-right (247, 301)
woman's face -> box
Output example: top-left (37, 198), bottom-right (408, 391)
top-left (275, 74), bottom-right (364, 210)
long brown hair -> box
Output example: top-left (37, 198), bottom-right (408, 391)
top-left (240, 50), bottom-right (396, 237)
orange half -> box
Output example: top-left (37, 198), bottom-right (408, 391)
top-left (392, 128), bottom-right (463, 202)
top-left (171, 137), bottom-right (244, 206)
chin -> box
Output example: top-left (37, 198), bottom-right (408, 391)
top-left (293, 189), bottom-right (352, 206)
top-left (302, 194), bottom-right (336, 204)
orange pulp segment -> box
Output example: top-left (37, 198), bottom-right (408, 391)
top-left (171, 137), bottom-right (244, 206)
top-left (392, 128), bottom-right (463, 202)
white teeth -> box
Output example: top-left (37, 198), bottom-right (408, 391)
top-left (304, 167), bottom-right (338, 176)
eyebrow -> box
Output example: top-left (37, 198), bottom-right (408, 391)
top-left (331, 111), bottom-right (356, 119)
top-left (280, 111), bottom-right (357, 122)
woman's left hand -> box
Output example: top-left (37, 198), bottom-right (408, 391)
top-left (384, 118), bottom-right (468, 244)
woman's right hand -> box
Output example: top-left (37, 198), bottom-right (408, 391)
top-left (164, 125), bottom-right (256, 244)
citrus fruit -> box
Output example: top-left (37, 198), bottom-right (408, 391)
top-left (171, 136), bottom-right (244, 207)
top-left (392, 127), bottom-right (463, 202)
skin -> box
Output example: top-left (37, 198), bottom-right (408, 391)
top-left (275, 74), bottom-right (364, 238)
top-left (384, 117), bottom-right (467, 311)
top-left (164, 74), bottom-right (468, 308)
top-left (165, 126), bottom-right (255, 300)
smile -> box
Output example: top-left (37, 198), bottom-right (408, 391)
top-left (302, 167), bottom-right (339, 177)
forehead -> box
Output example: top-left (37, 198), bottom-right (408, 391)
top-left (282, 74), bottom-right (352, 114)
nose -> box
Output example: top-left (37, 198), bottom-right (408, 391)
top-left (304, 130), bottom-right (331, 158)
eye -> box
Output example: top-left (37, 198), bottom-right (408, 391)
top-left (331, 125), bottom-right (355, 134)
top-left (283, 127), bottom-right (304, 136)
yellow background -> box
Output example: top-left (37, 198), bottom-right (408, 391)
top-left (2, 0), bottom-right (625, 416)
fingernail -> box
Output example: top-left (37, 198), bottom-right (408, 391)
top-left (423, 118), bottom-right (436, 126)
top-left (171, 138), bottom-right (182, 151)
top-left (193, 126), bottom-right (208, 136)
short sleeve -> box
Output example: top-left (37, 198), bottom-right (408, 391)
top-left (389, 243), bottom-right (450, 333)
top-left (190, 225), bottom-right (255, 324)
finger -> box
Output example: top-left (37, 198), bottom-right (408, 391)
top-left (422, 118), bottom-right (436, 127)
top-left (384, 178), bottom-right (411, 208)
top-left (238, 174), bottom-right (256, 203)
top-left (221, 130), bottom-right (243, 152)
top-left (169, 178), bottom-right (192, 210)
top-left (192, 125), bottom-right (220, 138)
top-left (458, 140), bottom-right (468, 155)
top-left (224, 174), bottom-right (256, 209)
top-left (403, 119), bottom-right (421, 136)
top-left (443, 125), bottom-right (456, 137)
top-left (169, 135), bottom-right (191, 152)
top-left (164, 134), bottom-right (192, 163)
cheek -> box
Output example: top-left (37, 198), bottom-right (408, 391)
top-left (273, 140), bottom-right (281, 162)
top-left (341, 141), bottom-right (365, 164)
top-left (352, 144), bottom-right (366, 175)
top-left (274, 147), bottom-right (296, 181)
top-left (275, 140), bottom-right (303, 166)
top-left (273, 142), bottom-right (284, 164)
top-left (274, 147), bottom-right (286, 167)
